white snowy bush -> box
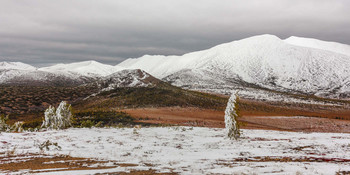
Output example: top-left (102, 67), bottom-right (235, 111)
top-left (41, 101), bottom-right (73, 130)
top-left (224, 91), bottom-right (241, 140)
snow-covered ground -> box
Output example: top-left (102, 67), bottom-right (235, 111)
top-left (1, 127), bottom-right (350, 174)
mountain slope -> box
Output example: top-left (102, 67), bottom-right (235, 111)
top-left (0, 69), bottom-right (227, 116)
top-left (86, 69), bottom-right (161, 96)
top-left (284, 36), bottom-right (350, 56)
top-left (0, 69), bottom-right (94, 86)
top-left (118, 34), bottom-right (350, 99)
top-left (0, 69), bottom-right (160, 114)
top-left (76, 69), bottom-right (227, 110)
top-left (0, 61), bottom-right (36, 70)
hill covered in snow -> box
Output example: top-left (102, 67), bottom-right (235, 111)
top-left (38, 60), bottom-right (125, 77)
top-left (0, 61), bottom-right (36, 71)
top-left (284, 36), bottom-right (350, 57)
top-left (118, 34), bottom-right (350, 100)
top-left (0, 60), bottom-right (125, 86)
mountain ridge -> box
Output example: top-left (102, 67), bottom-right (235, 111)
top-left (1, 34), bottom-right (350, 100)
top-left (118, 34), bottom-right (350, 99)
top-left (284, 36), bottom-right (350, 56)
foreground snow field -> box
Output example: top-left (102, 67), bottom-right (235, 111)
top-left (1, 127), bottom-right (350, 174)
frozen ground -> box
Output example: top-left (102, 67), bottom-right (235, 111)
top-left (1, 127), bottom-right (350, 174)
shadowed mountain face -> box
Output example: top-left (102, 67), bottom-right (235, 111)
top-left (76, 69), bottom-right (227, 110)
top-left (0, 69), bottom-right (227, 116)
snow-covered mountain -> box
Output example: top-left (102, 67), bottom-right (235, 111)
top-left (0, 69), bottom-right (94, 86)
top-left (0, 60), bottom-right (126, 86)
top-left (0, 61), bottom-right (36, 70)
top-left (2, 35), bottom-right (350, 100)
top-left (118, 34), bottom-right (350, 99)
top-left (38, 60), bottom-right (125, 77)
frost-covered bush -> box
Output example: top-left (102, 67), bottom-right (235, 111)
top-left (42, 101), bottom-right (73, 130)
top-left (224, 91), bottom-right (241, 140)
top-left (0, 115), bottom-right (24, 132)
top-left (11, 121), bottom-right (24, 132)
top-left (0, 114), bottom-right (10, 132)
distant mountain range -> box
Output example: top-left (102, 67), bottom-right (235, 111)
top-left (1, 35), bottom-right (350, 101)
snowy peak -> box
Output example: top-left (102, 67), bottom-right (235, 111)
top-left (284, 36), bottom-right (350, 56)
top-left (118, 34), bottom-right (288, 78)
top-left (38, 60), bottom-right (125, 77)
top-left (100, 69), bottom-right (160, 89)
top-left (0, 61), bottom-right (36, 71)
top-left (83, 69), bottom-right (161, 99)
top-left (236, 34), bottom-right (282, 44)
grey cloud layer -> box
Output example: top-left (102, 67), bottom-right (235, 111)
top-left (1, 0), bottom-right (349, 65)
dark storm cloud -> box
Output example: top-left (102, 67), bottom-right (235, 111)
top-left (0, 0), bottom-right (350, 66)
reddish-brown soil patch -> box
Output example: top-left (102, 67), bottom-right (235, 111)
top-left (239, 99), bottom-right (350, 120)
top-left (124, 107), bottom-right (350, 133)
top-left (241, 116), bottom-right (350, 133)
top-left (0, 154), bottom-right (174, 174)
top-left (0, 154), bottom-right (120, 173)
top-left (124, 107), bottom-right (225, 128)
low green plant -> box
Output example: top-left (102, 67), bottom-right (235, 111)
top-left (0, 114), bottom-right (10, 132)
top-left (74, 111), bottom-right (134, 127)
top-left (80, 120), bottom-right (95, 128)
top-left (22, 118), bottom-right (42, 130)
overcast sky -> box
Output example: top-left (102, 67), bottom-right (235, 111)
top-left (0, 0), bottom-right (349, 66)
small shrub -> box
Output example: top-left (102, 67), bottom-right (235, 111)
top-left (80, 120), bottom-right (95, 128)
top-left (6, 146), bottom-right (17, 156)
top-left (11, 121), bottom-right (24, 132)
top-left (0, 114), bottom-right (10, 132)
top-left (37, 140), bottom-right (62, 151)
top-left (133, 128), bottom-right (139, 135)
top-left (74, 111), bottom-right (134, 127)
top-left (22, 118), bottom-right (42, 130)
top-left (95, 121), bottom-right (103, 127)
